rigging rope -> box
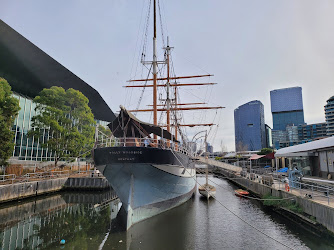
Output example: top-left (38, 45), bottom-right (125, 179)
top-left (157, 0), bottom-right (165, 47)
top-left (195, 170), bottom-right (296, 201)
top-left (141, 0), bottom-right (152, 64)
top-left (168, 149), bottom-right (295, 250)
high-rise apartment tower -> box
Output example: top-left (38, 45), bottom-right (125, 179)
top-left (325, 96), bottom-right (334, 136)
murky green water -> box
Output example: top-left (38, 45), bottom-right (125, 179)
top-left (0, 176), bottom-right (333, 250)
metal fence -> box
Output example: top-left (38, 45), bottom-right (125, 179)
top-left (0, 169), bottom-right (104, 185)
top-left (241, 169), bottom-right (334, 205)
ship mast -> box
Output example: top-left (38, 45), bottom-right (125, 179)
top-left (166, 37), bottom-right (171, 134)
top-left (127, 0), bottom-right (224, 144)
top-left (153, 0), bottom-right (158, 136)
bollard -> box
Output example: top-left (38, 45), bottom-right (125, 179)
top-left (311, 184), bottom-right (314, 197)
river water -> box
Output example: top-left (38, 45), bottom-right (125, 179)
top-left (0, 176), bottom-right (333, 250)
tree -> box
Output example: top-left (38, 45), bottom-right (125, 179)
top-left (257, 148), bottom-right (273, 155)
top-left (29, 86), bottom-right (96, 167)
top-left (0, 78), bottom-right (20, 165)
top-left (98, 125), bottom-right (111, 138)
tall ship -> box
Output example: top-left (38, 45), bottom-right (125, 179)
top-left (93, 0), bottom-right (222, 230)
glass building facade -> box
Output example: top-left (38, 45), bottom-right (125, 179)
top-left (10, 93), bottom-right (109, 161)
top-left (298, 123), bottom-right (327, 143)
top-left (270, 87), bottom-right (305, 149)
top-left (265, 124), bottom-right (273, 148)
top-left (270, 87), bottom-right (305, 130)
top-left (325, 96), bottom-right (334, 136)
top-left (234, 100), bottom-right (266, 151)
top-left (272, 111), bottom-right (305, 131)
top-left (270, 87), bottom-right (304, 113)
top-left (11, 93), bottom-right (55, 161)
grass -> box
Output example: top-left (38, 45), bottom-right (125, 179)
top-left (263, 194), bottom-right (304, 214)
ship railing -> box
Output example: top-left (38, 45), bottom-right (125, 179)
top-left (95, 137), bottom-right (194, 157)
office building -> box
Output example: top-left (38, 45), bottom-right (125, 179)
top-left (270, 87), bottom-right (305, 149)
top-left (270, 87), bottom-right (305, 130)
top-left (325, 96), bottom-right (334, 136)
top-left (234, 100), bottom-right (266, 151)
top-left (265, 124), bottom-right (273, 148)
top-left (286, 125), bottom-right (299, 143)
top-left (207, 143), bottom-right (213, 154)
top-left (187, 142), bottom-right (197, 155)
top-left (298, 123), bottom-right (327, 143)
top-left (272, 130), bottom-right (287, 149)
top-left (0, 20), bottom-right (115, 161)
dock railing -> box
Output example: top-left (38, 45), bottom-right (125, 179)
top-left (0, 169), bottom-right (106, 186)
top-left (241, 168), bottom-right (334, 205)
top-left (0, 174), bottom-right (16, 184)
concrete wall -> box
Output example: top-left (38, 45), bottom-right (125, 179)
top-left (220, 170), bottom-right (334, 233)
top-left (0, 178), bottom-right (68, 203)
top-left (279, 191), bottom-right (334, 233)
top-left (0, 177), bottom-right (110, 203)
top-left (64, 177), bottom-right (110, 190)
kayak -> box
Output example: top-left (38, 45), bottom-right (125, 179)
top-left (235, 189), bottom-right (249, 197)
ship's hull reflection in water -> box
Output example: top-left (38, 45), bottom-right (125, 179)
top-left (1, 177), bottom-right (334, 249)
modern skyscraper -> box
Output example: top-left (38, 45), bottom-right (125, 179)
top-left (325, 96), bottom-right (334, 136)
top-left (234, 100), bottom-right (266, 151)
top-left (270, 87), bottom-right (305, 130)
top-left (270, 87), bottom-right (305, 149)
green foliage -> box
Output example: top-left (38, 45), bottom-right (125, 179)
top-left (262, 194), bottom-right (303, 214)
top-left (0, 78), bottom-right (20, 165)
top-left (310, 216), bottom-right (317, 222)
top-left (29, 86), bottom-right (96, 166)
top-left (98, 125), bottom-right (111, 137)
top-left (263, 194), bottom-right (281, 206)
top-left (257, 148), bottom-right (273, 155)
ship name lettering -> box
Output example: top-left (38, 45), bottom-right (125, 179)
top-left (118, 157), bottom-right (135, 161)
top-left (110, 151), bottom-right (121, 154)
top-left (122, 151), bottom-right (142, 155)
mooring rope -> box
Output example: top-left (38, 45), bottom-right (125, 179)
top-left (169, 149), bottom-right (295, 250)
top-left (195, 170), bottom-right (296, 201)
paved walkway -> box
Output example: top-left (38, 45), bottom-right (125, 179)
top-left (272, 180), bottom-right (334, 208)
top-left (198, 156), bottom-right (242, 172)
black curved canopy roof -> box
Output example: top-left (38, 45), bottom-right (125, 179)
top-left (0, 19), bottom-right (115, 122)
top-left (109, 106), bottom-right (178, 142)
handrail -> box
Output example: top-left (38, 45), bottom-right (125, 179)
top-left (242, 169), bottom-right (333, 205)
top-left (0, 174), bottom-right (16, 183)
top-left (95, 137), bottom-right (194, 157)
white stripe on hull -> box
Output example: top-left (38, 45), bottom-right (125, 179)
top-left (152, 164), bottom-right (196, 177)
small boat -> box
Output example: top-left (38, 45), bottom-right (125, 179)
top-left (199, 184), bottom-right (216, 199)
top-left (235, 189), bottom-right (249, 197)
top-left (198, 133), bottom-right (216, 199)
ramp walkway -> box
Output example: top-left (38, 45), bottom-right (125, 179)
top-left (197, 156), bottom-right (242, 172)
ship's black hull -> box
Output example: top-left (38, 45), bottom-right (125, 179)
top-left (94, 146), bottom-right (192, 166)
top-left (93, 146), bottom-right (196, 229)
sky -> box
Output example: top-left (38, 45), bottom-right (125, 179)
top-left (1, 0), bottom-right (334, 151)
